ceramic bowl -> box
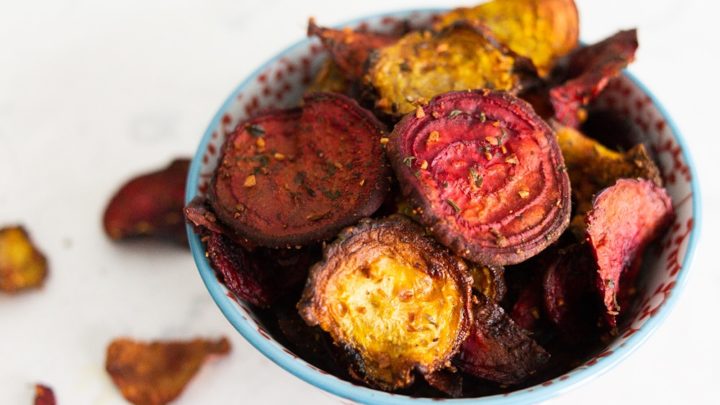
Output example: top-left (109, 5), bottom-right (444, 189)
top-left (185, 9), bottom-right (699, 404)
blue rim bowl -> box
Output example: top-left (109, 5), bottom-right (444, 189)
top-left (186, 8), bottom-right (700, 405)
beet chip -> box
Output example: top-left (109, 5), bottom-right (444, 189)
top-left (368, 23), bottom-right (533, 116)
top-left (34, 384), bottom-right (56, 405)
top-left (185, 198), bottom-right (317, 308)
top-left (103, 159), bottom-right (190, 245)
top-left (210, 92), bottom-right (389, 248)
top-left (510, 280), bottom-right (543, 332)
top-left (299, 215), bottom-right (472, 391)
top-left (469, 264), bottom-right (506, 303)
top-left (0, 226), bottom-right (48, 293)
top-left (388, 90), bottom-right (571, 265)
top-left (457, 295), bottom-right (550, 385)
top-left (106, 337), bottom-right (230, 405)
top-left (308, 19), bottom-right (399, 80)
top-left (550, 30), bottom-right (638, 127)
top-left (586, 179), bottom-right (673, 324)
top-left (435, 0), bottom-right (579, 76)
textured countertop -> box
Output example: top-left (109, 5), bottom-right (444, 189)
top-left (1, 0), bottom-right (717, 403)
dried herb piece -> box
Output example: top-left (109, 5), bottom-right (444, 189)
top-left (388, 90), bottom-right (570, 265)
top-left (308, 19), bottom-right (399, 80)
top-left (585, 179), bottom-right (673, 325)
top-left (103, 158), bottom-right (190, 245)
top-left (556, 125), bottom-right (662, 235)
top-left (436, 0), bottom-right (579, 76)
top-left (368, 23), bottom-right (534, 115)
top-left (299, 216), bottom-right (472, 391)
top-left (550, 30), bottom-right (638, 127)
top-left (106, 337), bottom-right (230, 405)
top-left (210, 92), bottom-right (389, 248)
top-left (0, 226), bottom-right (48, 293)
top-left (456, 295), bottom-right (550, 385)
top-left (34, 384), bottom-right (56, 405)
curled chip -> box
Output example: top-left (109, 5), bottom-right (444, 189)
top-left (368, 23), bottom-right (533, 116)
top-left (306, 59), bottom-right (352, 95)
top-left (185, 198), bottom-right (317, 308)
top-left (0, 226), bottom-right (48, 293)
top-left (308, 19), bottom-right (399, 80)
top-left (106, 337), bottom-right (230, 405)
top-left (456, 295), bottom-right (550, 385)
top-left (556, 125), bottom-right (662, 234)
top-left (469, 264), bottom-right (506, 303)
top-left (34, 384), bottom-right (56, 405)
top-left (103, 158), bottom-right (190, 245)
top-left (210, 92), bottom-right (389, 248)
top-left (299, 215), bottom-right (472, 391)
top-left (550, 30), bottom-right (638, 127)
top-left (388, 90), bottom-right (571, 266)
top-left (435, 0), bottom-right (579, 76)
top-left (586, 179), bottom-right (673, 324)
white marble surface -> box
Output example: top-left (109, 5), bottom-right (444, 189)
top-left (0, 0), bottom-right (718, 403)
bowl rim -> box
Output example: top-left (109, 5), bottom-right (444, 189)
top-left (185, 8), bottom-right (701, 404)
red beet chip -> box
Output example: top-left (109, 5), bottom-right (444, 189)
top-left (586, 179), bottom-right (673, 325)
top-left (550, 29), bottom-right (638, 127)
top-left (210, 92), bottom-right (389, 249)
top-left (510, 280), bottom-right (543, 332)
top-left (34, 384), bottom-right (56, 405)
top-left (456, 295), bottom-right (550, 385)
top-left (307, 19), bottom-right (399, 80)
top-left (103, 158), bottom-right (190, 245)
top-left (388, 90), bottom-right (571, 265)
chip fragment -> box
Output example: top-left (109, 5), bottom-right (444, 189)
top-left (368, 23), bottom-right (533, 115)
top-left (298, 215), bottom-right (472, 391)
top-left (388, 90), bottom-right (571, 265)
top-left (469, 264), bottom-right (506, 303)
top-left (106, 337), bottom-right (230, 405)
top-left (0, 226), bottom-right (48, 293)
top-left (585, 179), bottom-right (673, 324)
top-left (456, 295), bottom-right (550, 385)
top-left (435, 0), bottom-right (580, 76)
top-left (550, 29), bottom-right (638, 127)
top-left (308, 19), bottom-right (399, 80)
top-left (210, 92), bottom-right (389, 248)
top-left (306, 59), bottom-right (352, 95)
top-left (103, 158), bottom-right (190, 245)
top-left (34, 384), bottom-right (56, 405)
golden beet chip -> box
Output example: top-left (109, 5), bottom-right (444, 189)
top-left (0, 226), bottom-right (48, 293)
top-left (457, 295), bottom-right (550, 385)
top-left (103, 158), bottom-right (190, 245)
top-left (299, 215), bottom-right (472, 391)
top-left (210, 92), bottom-right (389, 248)
top-left (388, 90), bottom-right (571, 266)
top-left (586, 179), bottom-right (673, 325)
top-left (435, 0), bottom-right (579, 76)
top-left (550, 30), bottom-right (638, 127)
top-left (469, 264), bottom-right (506, 303)
top-left (106, 337), bottom-right (230, 405)
top-left (308, 19), bottom-right (399, 80)
top-left (34, 384), bottom-right (56, 405)
top-left (556, 125), bottom-right (662, 234)
top-left (368, 23), bottom-right (533, 115)
top-left (306, 59), bottom-right (351, 95)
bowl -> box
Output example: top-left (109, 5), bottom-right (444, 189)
top-left (185, 9), bottom-right (700, 404)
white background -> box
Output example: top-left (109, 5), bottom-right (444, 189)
top-left (1, 0), bottom-right (718, 403)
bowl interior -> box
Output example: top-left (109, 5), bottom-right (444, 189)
top-left (186, 9), bottom-right (698, 405)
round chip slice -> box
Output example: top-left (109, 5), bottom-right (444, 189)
top-left (388, 90), bottom-right (571, 265)
top-left (210, 92), bottom-right (389, 248)
top-left (298, 215), bottom-right (472, 391)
